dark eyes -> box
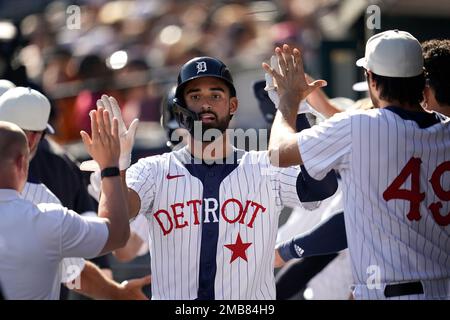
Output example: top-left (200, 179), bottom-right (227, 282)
top-left (189, 94), bottom-right (223, 101)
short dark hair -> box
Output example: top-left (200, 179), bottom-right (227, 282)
top-left (422, 39), bottom-right (450, 106)
top-left (370, 72), bottom-right (425, 105)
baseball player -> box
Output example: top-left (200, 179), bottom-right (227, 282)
top-left (265, 30), bottom-right (450, 299)
top-left (254, 76), bottom-right (352, 300)
top-left (83, 56), bottom-right (339, 300)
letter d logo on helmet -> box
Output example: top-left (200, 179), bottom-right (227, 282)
top-left (196, 61), bottom-right (207, 74)
top-left (173, 56), bottom-right (236, 132)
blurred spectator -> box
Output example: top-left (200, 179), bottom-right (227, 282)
top-left (116, 59), bottom-right (162, 125)
top-left (73, 54), bottom-right (113, 134)
top-left (42, 47), bottom-right (74, 93)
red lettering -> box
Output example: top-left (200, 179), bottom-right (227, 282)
top-left (186, 199), bottom-right (202, 225)
top-left (153, 209), bottom-right (173, 236)
top-left (383, 157), bottom-right (425, 221)
top-left (171, 202), bottom-right (188, 229)
top-left (221, 198), bottom-right (243, 224)
top-left (239, 200), bottom-right (253, 225)
top-left (429, 161), bottom-right (450, 226)
top-left (247, 202), bottom-right (266, 228)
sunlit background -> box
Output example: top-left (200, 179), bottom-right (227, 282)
top-left (0, 0), bottom-right (448, 148)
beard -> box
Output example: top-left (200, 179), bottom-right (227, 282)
top-left (191, 110), bottom-right (232, 142)
top-left (200, 111), bottom-right (231, 133)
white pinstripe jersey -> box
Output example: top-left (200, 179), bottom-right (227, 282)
top-left (126, 146), bottom-right (310, 300)
top-left (21, 182), bottom-right (86, 283)
top-left (298, 107), bottom-right (450, 299)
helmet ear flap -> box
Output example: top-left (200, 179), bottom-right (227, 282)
top-left (172, 97), bottom-right (199, 133)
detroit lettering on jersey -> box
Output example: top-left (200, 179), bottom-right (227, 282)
top-left (153, 197), bottom-right (266, 236)
top-left (126, 146), bottom-right (310, 300)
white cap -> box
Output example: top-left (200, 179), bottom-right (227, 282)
top-left (0, 79), bottom-right (16, 96)
top-left (356, 30), bottom-right (423, 77)
top-left (0, 87), bottom-right (54, 134)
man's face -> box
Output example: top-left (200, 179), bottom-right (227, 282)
top-left (183, 77), bottom-right (238, 134)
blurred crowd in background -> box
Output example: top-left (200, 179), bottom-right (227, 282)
top-left (1, 0), bottom-right (450, 148)
top-left (0, 0), bottom-right (338, 148)
top-left (0, 0), bottom-right (449, 300)
top-left (1, 0), bottom-right (449, 151)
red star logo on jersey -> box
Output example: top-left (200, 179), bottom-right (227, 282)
top-left (224, 233), bottom-right (252, 263)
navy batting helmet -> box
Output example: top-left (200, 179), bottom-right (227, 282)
top-left (173, 56), bottom-right (236, 132)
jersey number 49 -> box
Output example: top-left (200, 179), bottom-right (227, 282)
top-left (383, 157), bottom-right (450, 226)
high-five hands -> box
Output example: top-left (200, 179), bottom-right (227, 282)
top-left (80, 108), bottom-right (120, 170)
top-left (262, 44), bottom-right (327, 112)
top-left (80, 95), bottom-right (139, 172)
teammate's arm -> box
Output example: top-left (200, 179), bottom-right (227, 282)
top-left (275, 211), bottom-right (347, 268)
top-left (71, 260), bottom-right (150, 300)
top-left (305, 74), bottom-right (341, 118)
top-left (113, 230), bottom-right (145, 262)
top-left (120, 171), bottom-right (141, 220)
top-left (97, 95), bottom-right (141, 220)
top-left (80, 108), bottom-right (130, 254)
top-left (263, 45), bottom-right (326, 167)
top-left (294, 115), bottom-right (338, 202)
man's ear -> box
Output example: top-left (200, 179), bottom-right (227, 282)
top-left (229, 97), bottom-right (238, 115)
top-left (15, 153), bottom-right (26, 172)
top-left (366, 70), bottom-right (376, 88)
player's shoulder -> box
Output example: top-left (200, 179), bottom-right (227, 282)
top-left (14, 200), bottom-right (69, 228)
top-left (331, 108), bottom-right (380, 120)
top-left (34, 203), bottom-right (86, 230)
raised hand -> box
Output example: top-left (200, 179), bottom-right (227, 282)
top-left (97, 95), bottom-right (139, 170)
top-left (262, 44), bottom-right (327, 111)
top-left (80, 108), bottom-right (120, 170)
top-left (264, 54), bottom-right (325, 119)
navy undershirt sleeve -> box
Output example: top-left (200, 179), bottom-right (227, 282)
top-left (277, 211), bottom-right (347, 261)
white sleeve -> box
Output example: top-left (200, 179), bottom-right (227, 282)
top-left (297, 111), bottom-right (353, 180)
top-left (37, 204), bottom-right (109, 259)
top-left (275, 166), bottom-right (302, 208)
top-left (126, 157), bottom-right (157, 217)
top-left (256, 150), bottom-right (318, 210)
top-left (59, 208), bottom-right (109, 259)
